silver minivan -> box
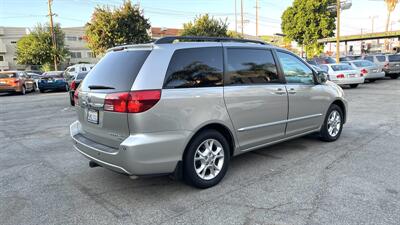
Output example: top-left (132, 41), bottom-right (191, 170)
top-left (70, 37), bottom-right (348, 188)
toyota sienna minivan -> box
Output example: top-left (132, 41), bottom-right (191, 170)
top-left (70, 36), bottom-right (348, 188)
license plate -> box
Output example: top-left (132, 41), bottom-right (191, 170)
top-left (87, 109), bottom-right (99, 124)
top-left (47, 80), bottom-right (53, 83)
top-left (372, 70), bottom-right (377, 73)
top-left (349, 74), bottom-right (356, 78)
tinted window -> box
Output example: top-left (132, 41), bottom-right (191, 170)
top-left (277, 52), bottom-right (314, 84)
top-left (364, 56), bottom-right (374, 62)
top-left (388, 55), bottom-right (400, 62)
top-left (76, 72), bottom-right (88, 80)
top-left (376, 56), bottom-right (386, 62)
top-left (0, 73), bottom-right (16, 78)
top-left (331, 64), bottom-right (354, 71)
top-left (81, 50), bottom-right (150, 92)
top-left (81, 67), bottom-right (87, 72)
top-left (319, 65), bottom-right (329, 72)
top-left (226, 49), bottom-right (279, 85)
top-left (164, 47), bottom-right (223, 88)
top-left (69, 67), bottom-right (75, 72)
top-left (315, 57), bottom-right (336, 64)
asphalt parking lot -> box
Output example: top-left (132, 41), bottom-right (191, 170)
top-left (1, 79), bottom-right (400, 225)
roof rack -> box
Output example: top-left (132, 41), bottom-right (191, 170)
top-left (154, 36), bottom-right (268, 45)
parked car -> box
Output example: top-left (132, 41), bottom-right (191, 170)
top-left (27, 72), bottom-right (42, 90)
top-left (363, 55), bottom-right (387, 71)
top-left (384, 54), bottom-right (400, 79)
top-left (0, 71), bottom-right (36, 95)
top-left (70, 36), bottom-right (348, 188)
top-left (339, 55), bottom-right (362, 62)
top-left (64, 64), bottom-right (95, 80)
top-left (344, 60), bottom-right (385, 82)
top-left (38, 71), bottom-right (68, 93)
top-left (25, 70), bottom-right (43, 75)
top-left (319, 63), bottom-right (365, 88)
top-left (68, 71), bottom-right (88, 106)
top-left (307, 56), bottom-right (336, 66)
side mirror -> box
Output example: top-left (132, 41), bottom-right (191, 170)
top-left (316, 71), bottom-right (328, 84)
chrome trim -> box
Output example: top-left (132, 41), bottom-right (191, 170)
top-left (73, 146), bottom-right (131, 175)
top-left (237, 114), bottom-right (323, 132)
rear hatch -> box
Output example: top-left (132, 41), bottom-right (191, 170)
top-left (388, 55), bottom-right (400, 71)
top-left (77, 49), bottom-right (151, 149)
top-left (0, 72), bottom-right (18, 88)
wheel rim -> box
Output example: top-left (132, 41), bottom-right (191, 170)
top-left (193, 139), bottom-right (224, 180)
top-left (327, 110), bottom-right (341, 137)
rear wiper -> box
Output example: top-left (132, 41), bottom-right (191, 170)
top-left (88, 85), bottom-right (115, 90)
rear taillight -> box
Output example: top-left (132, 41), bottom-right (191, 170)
top-left (104, 90), bottom-right (161, 113)
top-left (360, 68), bottom-right (367, 76)
top-left (336, 74), bottom-right (345, 79)
top-left (384, 63), bottom-right (389, 69)
top-left (70, 80), bottom-right (76, 90)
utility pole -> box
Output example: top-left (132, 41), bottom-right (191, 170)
top-left (235, 0), bottom-right (238, 33)
top-left (47, 0), bottom-right (57, 70)
top-left (336, 0), bottom-right (341, 63)
top-left (241, 0), bottom-right (244, 36)
top-left (256, 0), bottom-right (259, 36)
top-left (369, 15), bottom-right (378, 33)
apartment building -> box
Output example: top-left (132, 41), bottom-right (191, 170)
top-left (0, 27), bottom-right (30, 71)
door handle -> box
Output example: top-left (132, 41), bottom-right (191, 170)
top-left (274, 88), bottom-right (286, 95)
top-left (288, 88), bottom-right (296, 94)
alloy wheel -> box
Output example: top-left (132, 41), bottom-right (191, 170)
top-left (193, 139), bottom-right (224, 180)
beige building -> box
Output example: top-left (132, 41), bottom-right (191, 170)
top-left (0, 26), bottom-right (98, 71)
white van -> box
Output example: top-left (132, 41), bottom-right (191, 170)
top-left (64, 64), bottom-right (95, 79)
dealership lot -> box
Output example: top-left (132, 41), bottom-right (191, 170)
top-left (1, 79), bottom-right (400, 225)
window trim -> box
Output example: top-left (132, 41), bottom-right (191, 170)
top-left (163, 46), bottom-right (225, 89)
top-left (274, 49), bottom-right (318, 85)
top-left (223, 46), bottom-right (286, 86)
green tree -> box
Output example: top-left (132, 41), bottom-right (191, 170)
top-left (85, 1), bottom-right (151, 55)
top-left (281, 0), bottom-right (336, 58)
top-left (16, 23), bottom-right (69, 69)
top-left (182, 14), bottom-right (232, 37)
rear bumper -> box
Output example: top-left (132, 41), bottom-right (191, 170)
top-left (365, 72), bottom-right (385, 79)
top-left (70, 121), bottom-right (191, 176)
top-left (384, 69), bottom-right (400, 75)
top-left (38, 83), bottom-right (66, 90)
top-left (0, 85), bottom-right (19, 92)
top-left (331, 77), bottom-right (365, 85)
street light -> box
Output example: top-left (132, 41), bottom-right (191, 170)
top-left (329, 0), bottom-right (352, 63)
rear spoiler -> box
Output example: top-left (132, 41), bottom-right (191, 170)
top-left (107, 43), bottom-right (154, 52)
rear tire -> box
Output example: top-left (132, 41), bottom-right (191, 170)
top-left (39, 89), bottom-right (45, 93)
top-left (368, 79), bottom-right (376, 83)
top-left (349, 84), bottom-right (359, 88)
top-left (20, 86), bottom-right (26, 95)
top-left (183, 129), bottom-right (230, 189)
top-left (320, 104), bottom-right (344, 142)
top-left (390, 74), bottom-right (399, 79)
top-left (70, 92), bottom-right (75, 106)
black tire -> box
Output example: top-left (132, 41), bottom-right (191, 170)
top-left (183, 129), bottom-right (230, 189)
top-left (39, 89), bottom-right (45, 93)
top-left (349, 84), bottom-right (358, 88)
top-left (20, 86), bottom-right (26, 95)
top-left (31, 84), bottom-right (37, 92)
top-left (368, 79), bottom-right (376, 83)
top-left (70, 92), bottom-right (75, 106)
top-left (389, 74), bottom-right (399, 79)
top-left (320, 104), bottom-right (344, 142)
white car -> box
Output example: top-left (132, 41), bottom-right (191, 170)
top-left (64, 64), bottom-right (95, 79)
top-left (319, 63), bottom-right (365, 88)
top-left (344, 60), bottom-right (385, 82)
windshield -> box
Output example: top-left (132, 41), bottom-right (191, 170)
top-left (0, 73), bottom-right (17, 78)
top-left (81, 50), bottom-right (151, 92)
top-left (331, 64), bottom-right (354, 71)
top-left (388, 55), bottom-right (400, 62)
top-left (353, 61), bottom-right (374, 67)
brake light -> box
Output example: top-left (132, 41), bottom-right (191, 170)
top-left (384, 63), bottom-right (389, 69)
top-left (360, 68), bottom-right (367, 76)
top-left (13, 79), bottom-right (20, 84)
top-left (70, 80), bottom-right (76, 90)
top-left (104, 90), bottom-right (161, 113)
top-left (336, 74), bottom-right (345, 79)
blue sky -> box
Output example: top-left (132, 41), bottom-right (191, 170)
top-left (0, 0), bottom-right (399, 36)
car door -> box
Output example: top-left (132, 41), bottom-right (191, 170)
top-left (20, 72), bottom-right (33, 90)
top-left (223, 47), bottom-right (288, 151)
top-left (275, 51), bottom-right (329, 137)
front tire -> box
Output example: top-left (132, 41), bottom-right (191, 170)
top-left (20, 86), bottom-right (26, 95)
top-left (390, 74), bottom-right (399, 79)
top-left (320, 104), bottom-right (344, 142)
top-left (183, 130), bottom-right (230, 189)
top-left (349, 84), bottom-right (359, 88)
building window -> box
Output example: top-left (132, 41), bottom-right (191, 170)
top-left (87, 52), bottom-right (95, 58)
top-left (65, 36), bottom-right (77, 41)
top-left (13, 57), bottom-right (17, 61)
top-left (70, 52), bottom-right (82, 58)
top-left (0, 55), bottom-right (4, 61)
top-left (10, 41), bottom-right (17, 44)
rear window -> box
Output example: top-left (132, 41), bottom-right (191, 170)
top-left (0, 73), bottom-right (16, 78)
top-left (164, 47), bottom-right (223, 88)
top-left (364, 56), bottom-right (374, 62)
top-left (376, 56), bottom-right (386, 62)
top-left (81, 50), bottom-right (150, 92)
top-left (315, 57), bottom-right (336, 64)
top-left (353, 61), bottom-right (374, 67)
top-left (331, 64), bottom-right (354, 71)
top-left (43, 72), bottom-right (63, 78)
top-left (76, 73), bottom-right (88, 80)
top-left (388, 55), bottom-right (400, 62)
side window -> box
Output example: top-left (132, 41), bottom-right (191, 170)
top-left (376, 56), bottom-right (386, 62)
top-left (319, 65), bottom-right (329, 73)
top-left (226, 48), bottom-right (280, 85)
top-left (69, 68), bottom-right (75, 72)
top-left (365, 56), bottom-right (374, 62)
top-left (277, 51), bottom-right (314, 85)
top-left (81, 67), bottom-right (87, 72)
top-left (164, 47), bottom-right (223, 88)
